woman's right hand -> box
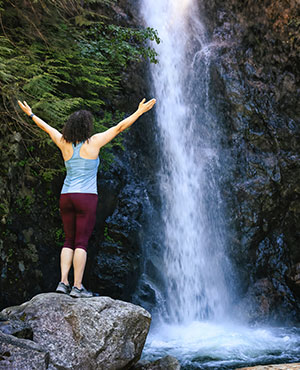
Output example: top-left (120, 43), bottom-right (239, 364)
top-left (137, 98), bottom-right (156, 115)
top-left (18, 100), bottom-right (32, 116)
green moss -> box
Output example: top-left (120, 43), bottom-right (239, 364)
top-left (19, 313), bottom-right (27, 322)
top-left (104, 225), bottom-right (121, 245)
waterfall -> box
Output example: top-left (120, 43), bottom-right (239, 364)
top-left (139, 0), bottom-right (233, 324)
top-left (136, 1), bottom-right (300, 368)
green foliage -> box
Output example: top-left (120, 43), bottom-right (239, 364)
top-left (0, 2), bottom-right (160, 268)
top-left (15, 194), bottom-right (35, 215)
top-left (55, 227), bottom-right (64, 246)
top-left (0, 0), bottom-right (159, 258)
top-left (0, 0), bottom-right (159, 173)
top-left (80, 24), bottom-right (159, 67)
top-left (103, 225), bottom-right (121, 245)
top-left (40, 167), bottom-right (65, 182)
top-left (104, 225), bottom-right (114, 243)
top-left (94, 110), bottom-right (125, 170)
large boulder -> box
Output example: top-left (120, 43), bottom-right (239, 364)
top-left (132, 355), bottom-right (181, 370)
top-left (0, 331), bottom-right (49, 369)
top-left (0, 293), bottom-right (151, 369)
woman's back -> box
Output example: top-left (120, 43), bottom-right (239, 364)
top-left (60, 136), bottom-right (100, 161)
top-left (61, 142), bottom-right (100, 194)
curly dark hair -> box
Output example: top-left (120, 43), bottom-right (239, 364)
top-left (62, 110), bottom-right (94, 144)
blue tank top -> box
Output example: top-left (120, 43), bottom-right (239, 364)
top-left (61, 142), bottom-right (100, 194)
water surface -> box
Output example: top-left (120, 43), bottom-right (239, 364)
top-left (142, 321), bottom-right (300, 369)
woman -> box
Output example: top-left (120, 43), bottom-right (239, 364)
top-left (18, 98), bottom-right (156, 298)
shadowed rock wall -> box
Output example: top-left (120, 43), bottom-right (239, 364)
top-left (198, 0), bottom-right (300, 322)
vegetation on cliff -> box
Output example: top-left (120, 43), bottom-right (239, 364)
top-left (0, 0), bottom-right (158, 308)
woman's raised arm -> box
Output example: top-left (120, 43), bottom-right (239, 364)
top-left (92, 98), bottom-right (156, 149)
top-left (18, 100), bottom-right (62, 147)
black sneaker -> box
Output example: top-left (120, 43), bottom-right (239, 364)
top-left (56, 282), bottom-right (71, 294)
top-left (69, 285), bottom-right (93, 298)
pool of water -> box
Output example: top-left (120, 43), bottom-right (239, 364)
top-left (141, 321), bottom-right (300, 369)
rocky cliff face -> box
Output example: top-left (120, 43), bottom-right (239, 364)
top-left (198, 0), bottom-right (300, 322)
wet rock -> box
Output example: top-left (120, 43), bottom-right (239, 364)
top-left (290, 263), bottom-right (300, 285)
top-left (132, 355), bottom-right (181, 370)
top-left (199, 0), bottom-right (300, 322)
top-left (0, 293), bottom-right (151, 369)
top-left (88, 154), bottom-right (150, 301)
top-left (287, 263), bottom-right (300, 296)
top-left (238, 278), bottom-right (279, 323)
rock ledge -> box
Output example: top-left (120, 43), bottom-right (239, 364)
top-left (0, 293), bottom-right (151, 369)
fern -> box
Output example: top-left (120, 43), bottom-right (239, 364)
top-left (0, 0), bottom-right (159, 177)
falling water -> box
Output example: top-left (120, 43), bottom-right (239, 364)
top-left (140, 0), bottom-right (232, 323)
top-left (138, 0), bottom-right (300, 368)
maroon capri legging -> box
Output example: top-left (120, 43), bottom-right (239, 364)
top-left (59, 193), bottom-right (98, 252)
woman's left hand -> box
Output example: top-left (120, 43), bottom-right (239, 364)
top-left (137, 98), bottom-right (156, 115)
top-left (18, 100), bottom-right (32, 116)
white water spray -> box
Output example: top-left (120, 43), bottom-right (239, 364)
top-left (140, 0), bottom-right (232, 323)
